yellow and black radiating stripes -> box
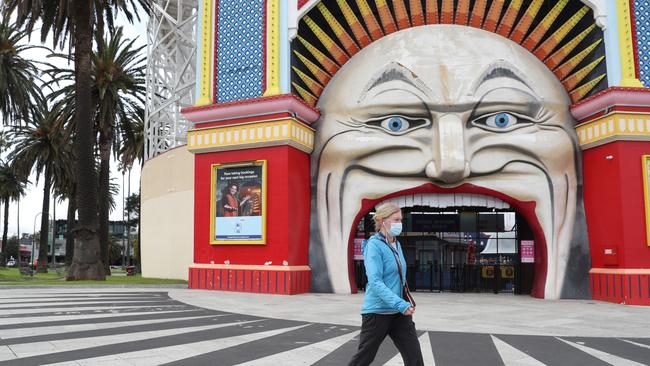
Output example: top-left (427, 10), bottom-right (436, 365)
top-left (292, 0), bottom-right (608, 107)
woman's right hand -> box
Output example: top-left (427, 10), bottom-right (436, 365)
top-left (404, 307), bottom-right (415, 316)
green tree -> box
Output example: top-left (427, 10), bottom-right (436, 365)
top-left (120, 111), bottom-right (143, 268)
top-left (0, 16), bottom-right (43, 125)
top-left (8, 104), bottom-right (71, 273)
top-left (124, 192), bottom-right (139, 266)
top-left (4, 0), bottom-right (149, 281)
top-left (48, 27), bottom-right (145, 275)
top-left (0, 162), bottom-right (26, 266)
top-left (4, 235), bottom-right (19, 262)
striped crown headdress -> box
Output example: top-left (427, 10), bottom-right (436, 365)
top-left (291, 0), bottom-right (607, 107)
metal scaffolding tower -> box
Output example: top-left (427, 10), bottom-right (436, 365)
top-left (145, 0), bottom-right (198, 160)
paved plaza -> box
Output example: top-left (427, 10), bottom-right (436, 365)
top-left (0, 288), bottom-right (649, 365)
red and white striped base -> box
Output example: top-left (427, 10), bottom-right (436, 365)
top-left (188, 264), bottom-right (311, 295)
top-left (590, 268), bottom-right (650, 305)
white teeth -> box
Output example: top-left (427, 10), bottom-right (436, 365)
top-left (380, 193), bottom-right (511, 209)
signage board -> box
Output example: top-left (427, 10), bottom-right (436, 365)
top-left (211, 160), bottom-right (267, 244)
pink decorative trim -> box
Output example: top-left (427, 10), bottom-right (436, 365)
top-left (213, 0), bottom-right (219, 104)
top-left (590, 268), bottom-right (650, 274)
top-left (182, 94), bottom-right (321, 123)
top-left (570, 87), bottom-right (650, 121)
top-left (190, 263), bottom-right (311, 271)
top-left (262, 0), bottom-right (267, 93)
top-left (629, 0), bottom-right (641, 79)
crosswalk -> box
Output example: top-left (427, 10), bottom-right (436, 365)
top-left (0, 290), bottom-right (648, 365)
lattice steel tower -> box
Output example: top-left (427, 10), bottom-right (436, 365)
top-left (145, 0), bottom-right (198, 159)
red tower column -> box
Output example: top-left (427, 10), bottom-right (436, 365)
top-left (572, 87), bottom-right (650, 305)
top-left (182, 95), bottom-right (319, 294)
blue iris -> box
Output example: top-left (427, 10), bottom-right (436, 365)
top-left (484, 112), bottom-right (518, 129)
top-left (387, 117), bottom-right (403, 132)
top-left (493, 113), bottom-right (510, 128)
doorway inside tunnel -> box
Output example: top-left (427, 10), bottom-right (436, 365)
top-left (352, 197), bottom-right (536, 295)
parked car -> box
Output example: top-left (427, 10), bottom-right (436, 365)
top-left (6, 260), bottom-right (16, 267)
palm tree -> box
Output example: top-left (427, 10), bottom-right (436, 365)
top-left (8, 104), bottom-right (72, 273)
top-left (0, 16), bottom-right (44, 125)
top-left (47, 27), bottom-right (146, 275)
top-left (95, 29), bottom-right (145, 275)
top-left (3, 0), bottom-right (149, 281)
top-left (0, 161), bottom-right (26, 266)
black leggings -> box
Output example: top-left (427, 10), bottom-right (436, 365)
top-left (349, 313), bottom-right (424, 366)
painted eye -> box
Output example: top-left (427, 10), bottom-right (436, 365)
top-left (471, 111), bottom-right (532, 132)
top-left (383, 116), bottom-right (408, 132)
top-left (364, 115), bottom-right (429, 134)
top-left (486, 113), bottom-right (517, 128)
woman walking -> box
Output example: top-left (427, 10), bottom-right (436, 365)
top-left (349, 202), bottom-right (424, 366)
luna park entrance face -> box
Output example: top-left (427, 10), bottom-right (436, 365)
top-left (353, 207), bottom-right (536, 295)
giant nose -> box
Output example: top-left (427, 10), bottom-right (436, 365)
top-left (425, 114), bottom-right (470, 183)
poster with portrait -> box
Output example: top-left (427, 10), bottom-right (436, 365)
top-left (211, 160), bottom-right (266, 244)
top-left (641, 155), bottom-right (650, 247)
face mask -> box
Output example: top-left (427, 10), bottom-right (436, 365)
top-left (385, 222), bottom-right (402, 237)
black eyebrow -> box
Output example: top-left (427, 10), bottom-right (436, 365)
top-left (359, 63), bottom-right (432, 103)
top-left (364, 68), bottom-right (422, 92)
top-left (473, 65), bottom-right (535, 94)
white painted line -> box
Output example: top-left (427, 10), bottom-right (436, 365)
top-left (0, 304), bottom-right (188, 316)
top-left (236, 329), bottom-right (360, 366)
top-left (382, 332), bottom-right (436, 366)
top-left (491, 335), bottom-right (545, 366)
top-left (0, 309), bottom-right (195, 326)
top-left (3, 320), bottom-right (262, 361)
top-left (0, 299), bottom-right (171, 309)
top-left (1, 314), bottom-right (224, 339)
top-left (0, 295), bottom-right (163, 305)
top-left (619, 339), bottom-right (650, 350)
top-left (42, 324), bottom-right (310, 366)
top-left (557, 337), bottom-right (645, 366)
top-left (419, 332), bottom-right (436, 366)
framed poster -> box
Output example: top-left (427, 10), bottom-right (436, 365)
top-left (641, 155), bottom-right (650, 246)
top-left (210, 160), bottom-right (267, 244)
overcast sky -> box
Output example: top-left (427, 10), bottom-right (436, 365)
top-left (2, 12), bottom-right (148, 237)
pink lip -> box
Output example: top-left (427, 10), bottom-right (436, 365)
top-left (346, 182), bottom-right (547, 298)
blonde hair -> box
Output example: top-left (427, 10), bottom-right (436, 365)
top-left (373, 202), bottom-right (401, 231)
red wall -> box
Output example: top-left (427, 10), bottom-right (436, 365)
top-left (583, 141), bottom-right (650, 268)
top-left (194, 146), bottom-right (311, 266)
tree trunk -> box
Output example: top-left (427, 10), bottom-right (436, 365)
top-left (98, 134), bottom-right (111, 274)
top-left (0, 198), bottom-right (7, 267)
top-left (95, 3), bottom-right (105, 53)
top-left (67, 0), bottom-right (105, 281)
top-left (65, 197), bottom-right (76, 266)
top-left (36, 168), bottom-right (51, 273)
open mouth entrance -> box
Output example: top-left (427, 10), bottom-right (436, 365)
top-left (351, 193), bottom-right (537, 295)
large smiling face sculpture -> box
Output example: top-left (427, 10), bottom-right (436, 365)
top-left (308, 25), bottom-right (591, 299)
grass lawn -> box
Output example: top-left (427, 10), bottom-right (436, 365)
top-left (0, 267), bottom-right (187, 286)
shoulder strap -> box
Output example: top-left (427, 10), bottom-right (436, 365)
top-left (381, 238), bottom-right (405, 286)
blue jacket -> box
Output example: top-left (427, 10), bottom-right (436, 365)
top-left (361, 232), bottom-right (412, 314)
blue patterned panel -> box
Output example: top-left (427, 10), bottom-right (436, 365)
top-left (216, 0), bottom-right (265, 103)
top-left (634, 0), bottom-right (650, 87)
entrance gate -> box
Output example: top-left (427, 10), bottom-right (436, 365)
top-left (354, 207), bottom-right (535, 295)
